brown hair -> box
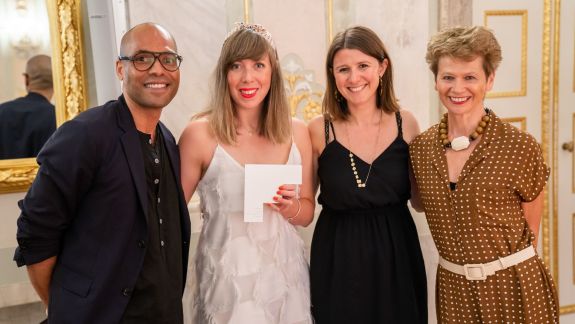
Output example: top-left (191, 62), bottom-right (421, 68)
top-left (198, 26), bottom-right (291, 145)
top-left (323, 26), bottom-right (400, 120)
top-left (426, 26), bottom-right (502, 78)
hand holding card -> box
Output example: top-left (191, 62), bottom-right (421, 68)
top-left (244, 164), bottom-right (302, 222)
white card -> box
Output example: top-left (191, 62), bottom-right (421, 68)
top-left (244, 164), bottom-right (302, 222)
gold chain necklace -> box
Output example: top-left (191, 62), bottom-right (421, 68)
top-left (345, 111), bottom-right (383, 188)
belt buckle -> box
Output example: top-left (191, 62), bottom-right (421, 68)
top-left (463, 263), bottom-right (487, 280)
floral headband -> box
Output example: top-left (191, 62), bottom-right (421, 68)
top-left (225, 22), bottom-right (275, 47)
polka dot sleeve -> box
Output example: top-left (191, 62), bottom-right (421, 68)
top-left (512, 133), bottom-right (550, 202)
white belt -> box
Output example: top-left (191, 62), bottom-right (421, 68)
top-left (438, 246), bottom-right (536, 281)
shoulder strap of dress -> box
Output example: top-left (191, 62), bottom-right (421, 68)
top-left (323, 114), bottom-right (337, 145)
top-left (395, 111), bottom-right (403, 139)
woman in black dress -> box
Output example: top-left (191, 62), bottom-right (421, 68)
top-left (308, 26), bottom-right (427, 324)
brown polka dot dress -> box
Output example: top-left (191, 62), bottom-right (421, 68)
top-left (409, 113), bottom-right (559, 323)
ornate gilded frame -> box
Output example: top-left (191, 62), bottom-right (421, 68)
top-left (0, 0), bottom-right (87, 193)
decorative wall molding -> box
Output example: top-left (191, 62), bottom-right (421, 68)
top-left (540, 0), bottom-right (552, 283)
top-left (243, 0), bottom-right (250, 22)
top-left (484, 10), bottom-right (528, 98)
top-left (501, 117), bottom-right (527, 131)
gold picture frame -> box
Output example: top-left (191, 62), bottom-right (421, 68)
top-left (0, 0), bottom-right (88, 193)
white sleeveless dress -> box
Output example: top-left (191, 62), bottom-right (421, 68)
top-left (185, 143), bottom-right (312, 324)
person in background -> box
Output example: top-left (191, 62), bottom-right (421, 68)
top-left (410, 25), bottom-right (559, 323)
top-left (307, 25), bottom-right (427, 324)
top-left (13, 23), bottom-right (191, 323)
top-left (179, 23), bottom-right (314, 323)
top-left (0, 54), bottom-right (56, 159)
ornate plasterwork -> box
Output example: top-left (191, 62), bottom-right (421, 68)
top-left (281, 53), bottom-right (324, 121)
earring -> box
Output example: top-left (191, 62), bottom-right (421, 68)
top-left (379, 76), bottom-right (384, 96)
top-left (334, 89), bottom-right (342, 102)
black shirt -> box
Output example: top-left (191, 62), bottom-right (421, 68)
top-left (450, 182), bottom-right (457, 191)
top-left (121, 127), bottom-right (183, 323)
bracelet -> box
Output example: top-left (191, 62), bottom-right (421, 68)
top-left (287, 198), bottom-right (301, 223)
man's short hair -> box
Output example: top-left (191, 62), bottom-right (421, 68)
top-left (26, 55), bottom-right (53, 90)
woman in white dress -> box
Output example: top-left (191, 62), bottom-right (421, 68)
top-left (179, 23), bottom-right (315, 324)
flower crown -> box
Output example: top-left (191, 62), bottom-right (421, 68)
top-left (225, 22), bottom-right (275, 47)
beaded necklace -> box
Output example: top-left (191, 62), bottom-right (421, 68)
top-left (345, 111), bottom-right (382, 188)
top-left (439, 108), bottom-right (491, 151)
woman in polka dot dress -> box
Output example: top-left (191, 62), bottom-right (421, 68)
top-left (409, 26), bottom-right (559, 323)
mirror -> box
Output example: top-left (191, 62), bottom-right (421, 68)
top-left (0, 0), bottom-right (87, 193)
top-left (0, 0), bottom-right (54, 160)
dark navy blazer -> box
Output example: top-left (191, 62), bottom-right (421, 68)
top-left (0, 92), bottom-right (56, 159)
top-left (14, 95), bottom-right (191, 323)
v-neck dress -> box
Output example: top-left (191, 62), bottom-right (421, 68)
top-left (184, 143), bottom-right (313, 324)
top-left (409, 113), bottom-right (559, 323)
top-left (310, 112), bottom-right (427, 324)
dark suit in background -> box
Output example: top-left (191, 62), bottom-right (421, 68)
top-left (0, 54), bottom-right (56, 159)
top-left (0, 92), bottom-right (56, 159)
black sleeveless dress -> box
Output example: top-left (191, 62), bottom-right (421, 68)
top-left (310, 112), bottom-right (427, 324)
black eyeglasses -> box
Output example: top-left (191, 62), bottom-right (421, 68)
top-left (118, 51), bottom-right (183, 72)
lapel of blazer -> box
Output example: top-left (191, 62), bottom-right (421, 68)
top-left (429, 126), bottom-right (451, 193)
top-left (457, 111), bottom-right (502, 184)
top-left (116, 95), bottom-right (148, 222)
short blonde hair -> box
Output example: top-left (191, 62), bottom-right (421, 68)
top-left (198, 25), bottom-right (291, 145)
top-left (323, 26), bottom-right (400, 121)
top-left (426, 26), bottom-right (502, 78)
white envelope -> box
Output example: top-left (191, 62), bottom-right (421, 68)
top-left (244, 164), bottom-right (302, 222)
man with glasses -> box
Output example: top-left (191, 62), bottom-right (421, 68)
top-left (14, 23), bottom-right (190, 323)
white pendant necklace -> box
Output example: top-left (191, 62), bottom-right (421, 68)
top-left (450, 136), bottom-right (471, 151)
top-left (439, 109), bottom-right (491, 151)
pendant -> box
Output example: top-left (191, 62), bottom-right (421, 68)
top-left (451, 136), bottom-right (470, 151)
